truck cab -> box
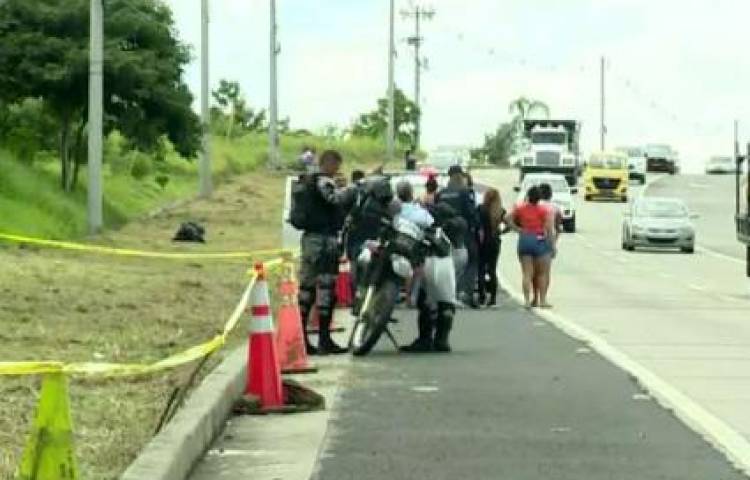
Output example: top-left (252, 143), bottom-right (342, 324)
top-left (584, 151), bottom-right (629, 202)
top-left (519, 119), bottom-right (581, 187)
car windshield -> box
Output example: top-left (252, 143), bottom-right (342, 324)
top-left (531, 132), bottom-right (566, 144)
top-left (588, 156), bottom-right (626, 169)
top-left (523, 178), bottom-right (569, 194)
top-left (636, 200), bottom-right (688, 218)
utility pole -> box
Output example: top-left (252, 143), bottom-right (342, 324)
top-left (402, 4), bottom-right (435, 151)
top-left (269, 0), bottom-right (280, 169)
top-left (600, 55), bottom-right (606, 151)
top-left (386, 0), bottom-right (395, 164)
top-left (735, 120), bottom-right (740, 215)
top-left (88, 0), bottom-right (103, 234)
top-left (199, 0), bottom-right (212, 198)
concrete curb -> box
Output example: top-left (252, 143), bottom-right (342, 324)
top-left (121, 346), bottom-right (247, 480)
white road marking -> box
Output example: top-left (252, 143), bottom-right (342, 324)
top-left (696, 245), bottom-right (745, 265)
top-left (688, 284), bottom-right (707, 292)
top-left (498, 271), bottom-right (750, 475)
top-left (411, 386), bottom-right (439, 393)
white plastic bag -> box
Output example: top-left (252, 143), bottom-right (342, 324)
top-left (423, 254), bottom-right (456, 305)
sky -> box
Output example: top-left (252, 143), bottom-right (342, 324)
top-left (163, 0), bottom-right (750, 173)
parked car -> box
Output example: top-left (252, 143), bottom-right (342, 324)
top-left (515, 172), bottom-right (577, 232)
top-left (705, 156), bottom-right (735, 174)
top-left (621, 197), bottom-right (696, 253)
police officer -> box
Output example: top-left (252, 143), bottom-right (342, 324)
top-left (298, 150), bottom-right (352, 355)
top-left (400, 198), bottom-right (458, 353)
top-left (436, 165), bottom-right (479, 308)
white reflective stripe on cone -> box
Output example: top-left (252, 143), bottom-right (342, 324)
top-left (250, 304), bottom-right (274, 333)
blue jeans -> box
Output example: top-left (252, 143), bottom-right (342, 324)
top-left (517, 233), bottom-right (551, 258)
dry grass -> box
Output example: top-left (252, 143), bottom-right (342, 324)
top-left (0, 170), bottom-right (287, 479)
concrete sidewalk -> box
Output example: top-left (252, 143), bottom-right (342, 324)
top-left (312, 296), bottom-right (747, 479)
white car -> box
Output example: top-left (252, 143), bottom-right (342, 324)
top-left (516, 172), bottom-right (577, 232)
top-left (705, 156), bottom-right (735, 174)
top-left (617, 146), bottom-right (647, 184)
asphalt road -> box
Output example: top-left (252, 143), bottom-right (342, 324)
top-left (646, 173), bottom-right (747, 262)
top-left (312, 300), bottom-right (744, 479)
top-left (474, 170), bottom-right (750, 447)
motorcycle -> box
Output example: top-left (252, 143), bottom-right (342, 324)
top-left (350, 216), bottom-right (449, 356)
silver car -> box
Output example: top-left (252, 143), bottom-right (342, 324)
top-left (622, 197), bottom-right (696, 253)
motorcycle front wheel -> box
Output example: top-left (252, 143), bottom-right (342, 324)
top-left (350, 280), bottom-right (399, 356)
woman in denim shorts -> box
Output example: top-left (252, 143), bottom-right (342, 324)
top-left (508, 186), bottom-right (556, 308)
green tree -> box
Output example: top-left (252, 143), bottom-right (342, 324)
top-left (0, 0), bottom-right (200, 191)
top-left (352, 88), bottom-right (419, 147)
top-left (508, 96), bottom-right (550, 139)
top-left (211, 79), bottom-right (266, 138)
top-left (482, 122), bottom-right (515, 166)
top-left (0, 98), bottom-right (58, 163)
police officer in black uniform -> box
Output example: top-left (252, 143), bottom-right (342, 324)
top-left (297, 150), bottom-right (354, 355)
top-left (435, 165), bottom-right (479, 308)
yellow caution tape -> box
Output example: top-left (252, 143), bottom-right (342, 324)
top-left (0, 232), bottom-right (296, 260)
top-left (0, 271), bottom-right (262, 378)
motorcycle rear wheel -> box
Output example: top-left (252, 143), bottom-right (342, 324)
top-left (351, 280), bottom-right (399, 356)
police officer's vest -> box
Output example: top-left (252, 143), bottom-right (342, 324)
top-left (290, 174), bottom-right (341, 235)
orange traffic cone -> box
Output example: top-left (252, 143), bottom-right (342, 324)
top-left (336, 260), bottom-right (353, 308)
top-left (276, 263), bottom-right (317, 374)
top-left (246, 262), bottom-right (284, 409)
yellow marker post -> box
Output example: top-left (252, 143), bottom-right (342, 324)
top-left (17, 373), bottom-right (78, 480)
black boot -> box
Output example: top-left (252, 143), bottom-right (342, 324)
top-left (318, 315), bottom-right (348, 355)
top-left (401, 292), bottom-right (435, 353)
top-left (433, 303), bottom-right (454, 353)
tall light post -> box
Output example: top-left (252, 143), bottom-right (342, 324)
top-left (88, 0), bottom-right (103, 233)
top-left (600, 55), bottom-right (606, 151)
top-left (269, 0), bottom-right (280, 168)
top-left (199, 0), bottom-right (212, 198)
top-left (386, 0), bottom-right (395, 163)
top-left (402, 4), bottom-right (435, 151)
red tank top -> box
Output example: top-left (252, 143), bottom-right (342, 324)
top-left (513, 201), bottom-right (548, 236)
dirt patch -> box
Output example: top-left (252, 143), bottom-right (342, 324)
top-left (0, 170), bottom-right (287, 479)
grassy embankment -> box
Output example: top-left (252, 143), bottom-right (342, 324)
top-left (0, 132), bottom-right (386, 479)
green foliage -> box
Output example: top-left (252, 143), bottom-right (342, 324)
top-left (129, 151), bottom-right (152, 180)
top-left (155, 174), bottom-right (169, 190)
top-left (482, 123), bottom-right (516, 166)
top-left (508, 96), bottom-right (550, 140)
top-left (211, 79), bottom-right (266, 138)
top-left (351, 88), bottom-right (419, 148)
top-left (0, 98), bottom-right (57, 163)
top-left (0, 0), bottom-right (200, 191)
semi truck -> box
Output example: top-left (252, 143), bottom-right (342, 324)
top-left (518, 119), bottom-right (582, 186)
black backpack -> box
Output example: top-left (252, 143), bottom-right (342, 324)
top-left (173, 221), bottom-right (206, 243)
top-left (289, 174), bottom-right (319, 230)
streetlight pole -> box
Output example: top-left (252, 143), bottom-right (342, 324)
top-left (600, 55), bottom-right (606, 151)
top-left (403, 5), bottom-right (434, 152)
top-left (199, 0), bottom-right (212, 198)
top-left (269, 0), bottom-right (280, 168)
top-left (386, 0), bottom-right (395, 164)
top-left (88, 0), bottom-right (103, 234)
